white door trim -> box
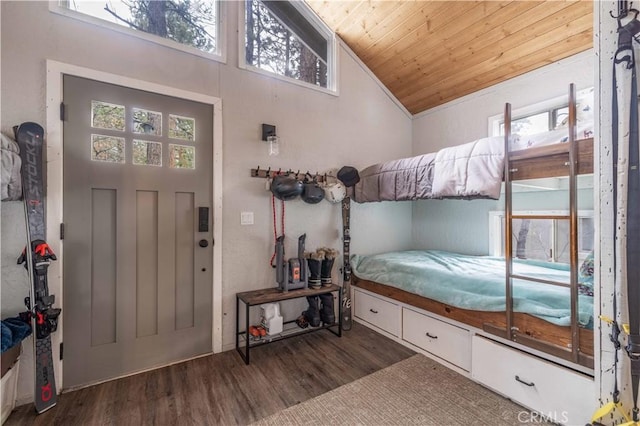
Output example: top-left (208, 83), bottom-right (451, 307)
top-left (46, 60), bottom-right (224, 391)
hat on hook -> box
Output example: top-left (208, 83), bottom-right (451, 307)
top-left (301, 181), bottom-right (325, 204)
top-left (337, 166), bottom-right (360, 187)
top-left (271, 174), bottom-right (303, 201)
top-left (323, 181), bottom-right (346, 203)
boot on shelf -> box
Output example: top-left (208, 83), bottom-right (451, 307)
top-left (302, 296), bottom-right (321, 327)
top-left (305, 251), bottom-right (323, 289)
top-left (320, 248), bottom-right (339, 287)
top-left (319, 293), bottom-right (335, 325)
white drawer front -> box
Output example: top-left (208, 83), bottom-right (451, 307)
top-left (472, 336), bottom-right (595, 425)
top-left (354, 290), bottom-right (400, 336)
top-left (402, 307), bottom-right (471, 371)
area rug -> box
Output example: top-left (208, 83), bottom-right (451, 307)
top-left (253, 354), bottom-right (552, 425)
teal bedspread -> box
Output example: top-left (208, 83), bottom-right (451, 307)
top-left (351, 250), bottom-right (593, 327)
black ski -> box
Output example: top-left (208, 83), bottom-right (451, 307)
top-left (625, 53), bottom-right (640, 422)
top-left (15, 122), bottom-right (60, 414)
top-left (341, 196), bottom-right (352, 331)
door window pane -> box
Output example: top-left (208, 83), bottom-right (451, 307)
top-left (91, 101), bottom-right (125, 131)
top-left (169, 144), bottom-right (195, 169)
top-left (91, 134), bottom-right (125, 163)
top-left (133, 140), bottom-right (162, 166)
top-left (133, 108), bottom-right (162, 136)
top-left (169, 115), bottom-right (195, 141)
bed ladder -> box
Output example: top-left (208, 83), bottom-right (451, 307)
top-left (500, 84), bottom-right (585, 367)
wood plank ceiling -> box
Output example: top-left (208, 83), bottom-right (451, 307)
top-left (305, 1), bottom-right (594, 115)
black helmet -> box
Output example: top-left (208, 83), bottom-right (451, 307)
top-left (271, 175), bottom-right (303, 200)
top-left (301, 181), bottom-right (325, 204)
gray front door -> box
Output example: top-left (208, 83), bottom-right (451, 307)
top-left (62, 75), bottom-right (213, 389)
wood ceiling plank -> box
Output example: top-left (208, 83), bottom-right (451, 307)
top-left (389, 1), bottom-right (592, 99)
top-left (352, 1), bottom-right (442, 52)
top-left (330, 1), bottom-right (376, 34)
top-left (305, 1), bottom-right (363, 30)
top-left (400, 19), bottom-right (592, 108)
top-left (378, 0), bottom-right (562, 87)
top-left (403, 28), bottom-right (593, 113)
top-left (334, 1), bottom-right (407, 44)
top-left (365, 1), bottom-right (511, 70)
top-left (356, 1), bottom-right (468, 63)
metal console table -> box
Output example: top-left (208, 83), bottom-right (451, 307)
top-left (235, 284), bottom-right (342, 364)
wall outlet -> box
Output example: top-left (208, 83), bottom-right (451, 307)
top-left (241, 211), bottom-right (254, 225)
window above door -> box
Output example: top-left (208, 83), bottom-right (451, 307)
top-left (240, 0), bottom-right (337, 94)
top-left (52, 0), bottom-right (225, 62)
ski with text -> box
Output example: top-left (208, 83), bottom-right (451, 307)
top-left (15, 122), bottom-right (60, 414)
top-left (341, 196), bottom-right (352, 331)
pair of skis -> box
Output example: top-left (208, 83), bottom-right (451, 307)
top-left (593, 13), bottom-right (640, 425)
top-left (15, 122), bottom-right (60, 414)
top-left (341, 196), bottom-right (352, 331)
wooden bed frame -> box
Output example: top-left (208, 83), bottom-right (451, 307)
top-left (353, 276), bottom-right (594, 369)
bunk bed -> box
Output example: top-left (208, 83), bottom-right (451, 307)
top-left (349, 84), bottom-right (595, 371)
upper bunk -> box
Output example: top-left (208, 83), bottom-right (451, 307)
top-left (351, 87), bottom-right (594, 203)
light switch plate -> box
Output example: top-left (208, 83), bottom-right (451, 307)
top-left (241, 211), bottom-right (254, 225)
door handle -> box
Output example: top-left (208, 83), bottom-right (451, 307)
top-left (199, 239), bottom-right (209, 248)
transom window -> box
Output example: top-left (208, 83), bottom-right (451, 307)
top-left (55, 0), bottom-right (221, 60)
top-left (242, 0), bottom-right (335, 91)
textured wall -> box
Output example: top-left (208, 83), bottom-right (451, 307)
top-left (0, 1), bottom-right (412, 401)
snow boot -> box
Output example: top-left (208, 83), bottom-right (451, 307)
top-left (302, 296), bottom-right (321, 327)
top-left (305, 251), bottom-right (323, 289)
top-left (320, 248), bottom-right (339, 286)
top-left (319, 293), bottom-right (335, 324)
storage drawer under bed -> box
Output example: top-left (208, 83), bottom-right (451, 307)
top-left (354, 289), bottom-right (401, 337)
top-left (471, 335), bottom-right (595, 425)
top-left (402, 307), bottom-right (471, 371)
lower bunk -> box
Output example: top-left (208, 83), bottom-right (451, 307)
top-left (349, 249), bottom-right (596, 425)
top-left (351, 283), bottom-right (596, 426)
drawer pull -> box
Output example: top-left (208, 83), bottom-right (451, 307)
top-left (369, 309), bottom-right (379, 314)
top-left (515, 375), bottom-right (535, 387)
top-left (425, 332), bottom-right (438, 339)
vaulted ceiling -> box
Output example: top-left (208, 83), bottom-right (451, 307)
top-left (305, 1), bottom-right (594, 115)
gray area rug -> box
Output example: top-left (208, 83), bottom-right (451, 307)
top-left (254, 354), bottom-right (553, 425)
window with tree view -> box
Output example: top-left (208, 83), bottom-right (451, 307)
top-left (493, 213), bottom-right (594, 264)
top-left (244, 0), bottom-right (332, 89)
top-left (58, 0), bottom-right (218, 56)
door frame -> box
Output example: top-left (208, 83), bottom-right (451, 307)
top-left (46, 60), bottom-right (224, 391)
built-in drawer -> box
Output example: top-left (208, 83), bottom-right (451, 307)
top-left (354, 289), bottom-right (400, 337)
top-left (471, 335), bottom-right (595, 425)
top-left (402, 307), bottom-right (471, 371)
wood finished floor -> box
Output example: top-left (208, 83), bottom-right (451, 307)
top-left (7, 323), bottom-right (415, 425)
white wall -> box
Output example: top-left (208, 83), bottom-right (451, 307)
top-left (0, 0), bottom-right (412, 401)
top-left (411, 51), bottom-right (595, 254)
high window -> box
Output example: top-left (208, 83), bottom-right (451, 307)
top-left (489, 87), bottom-right (594, 137)
top-left (54, 1), bottom-right (222, 60)
top-left (242, 0), bottom-right (335, 91)
top-left (498, 106), bottom-right (568, 136)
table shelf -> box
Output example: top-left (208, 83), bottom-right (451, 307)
top-left (235, 285), bottom-right (342, 364)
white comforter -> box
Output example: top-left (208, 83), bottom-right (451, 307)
top-left (431, 136), bottom-right (504, 199)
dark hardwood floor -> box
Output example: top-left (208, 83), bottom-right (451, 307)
top-left (7, 323), bottom-right (415, 425)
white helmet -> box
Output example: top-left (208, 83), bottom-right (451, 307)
top-left (323, 181), bottom-right (346, 203)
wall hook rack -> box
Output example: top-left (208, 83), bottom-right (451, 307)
top-left (250, 167), bottom-right (333, 183)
